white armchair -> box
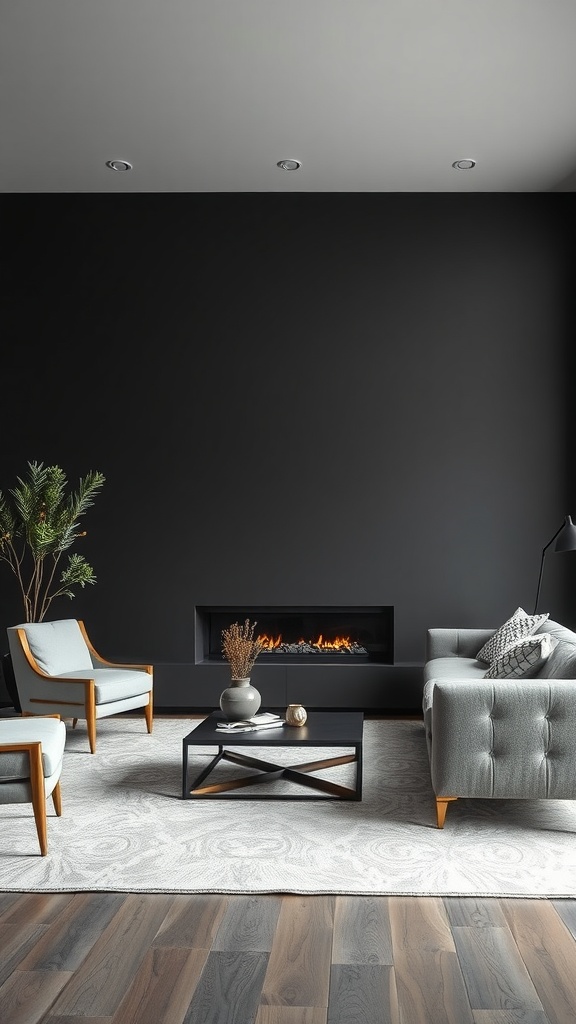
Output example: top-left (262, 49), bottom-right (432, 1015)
top-left (7, 619), bottom-right (153, 753)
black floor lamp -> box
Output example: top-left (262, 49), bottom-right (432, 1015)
top-left (533, 514), bottom-right (576, 614)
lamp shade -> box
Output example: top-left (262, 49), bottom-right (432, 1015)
top-left (553, 515), bottom-right (576, 553)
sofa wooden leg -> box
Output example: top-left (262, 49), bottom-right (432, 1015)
top-left (436, 797), bottom-right (457, 828)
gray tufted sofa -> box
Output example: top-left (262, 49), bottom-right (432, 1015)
top-left (423, 618), bottom-right (576, 827)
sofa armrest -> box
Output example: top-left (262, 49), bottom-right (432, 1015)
top-left (430, 679), bottom-right (576, 800)
top-left (426, 627), bottom-right (495, 661)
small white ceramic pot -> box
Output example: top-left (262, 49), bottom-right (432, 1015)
top-left (286, 703), bottom-right (307, 727)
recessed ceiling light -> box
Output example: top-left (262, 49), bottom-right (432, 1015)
top-left (106, 159), bottom-right (133, 172)
top-left (452, 159), bottom-right (476, 170)
top-left (277, 159), bottom-right (302, 171)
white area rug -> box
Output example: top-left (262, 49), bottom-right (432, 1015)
top-left (2, 716), bottom-right (576, 896)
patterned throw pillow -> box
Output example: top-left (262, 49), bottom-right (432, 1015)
top-left (484, 633), bottom-right (558, 679)
top-left (476, 607), bottom-right (549, 664)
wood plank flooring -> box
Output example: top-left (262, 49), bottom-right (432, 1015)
top-left (1, 893), bottom-right (576, 1023)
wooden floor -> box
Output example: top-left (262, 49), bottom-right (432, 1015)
top-left (1, 892), bottom-right (576, 1023)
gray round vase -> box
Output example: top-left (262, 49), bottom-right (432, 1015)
top-left (219, 678), bottom-right (262, 721)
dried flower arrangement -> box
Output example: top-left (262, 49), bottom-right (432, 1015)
top-left (221, 618), bottom-right (264, 680)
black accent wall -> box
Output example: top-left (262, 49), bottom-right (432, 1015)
top-left (1, 193), bottom-right (574, 709)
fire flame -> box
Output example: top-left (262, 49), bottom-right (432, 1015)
top-left (258, 634), bottom-right (283, 650)
top-left (257, 633), bottom-right (356, 652)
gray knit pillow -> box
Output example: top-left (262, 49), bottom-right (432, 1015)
top-left (484, 633), bottom-right (558, 679)
top-left (476, 607), bottom-right (549, 664)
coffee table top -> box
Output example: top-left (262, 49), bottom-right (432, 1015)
top-left (183, 710), bottom-right (364, 747)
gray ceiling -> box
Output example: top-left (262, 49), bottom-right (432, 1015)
top-left (3, 1), bottom-right (576, 194)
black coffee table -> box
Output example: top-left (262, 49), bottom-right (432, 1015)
top-left (181, 710), bottom-right (364, 800)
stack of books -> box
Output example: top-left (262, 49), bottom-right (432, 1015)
top-left (216, 712), bottom-right (285, 734)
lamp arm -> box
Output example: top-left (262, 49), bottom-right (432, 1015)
top-left (533, 523), bottom-right (566, 615)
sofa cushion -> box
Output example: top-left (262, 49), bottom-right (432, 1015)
top-left (535, 618), bottom-right (576, 645)
top-left (483, 633), bottom-right (558, 679)
top-left (476, 607), bottom-right (549, 664)
top-left (424, 657), bottom-right (487, 684)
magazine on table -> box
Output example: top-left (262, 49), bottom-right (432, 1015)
top-left (216, 712), bottom-right (286, 733)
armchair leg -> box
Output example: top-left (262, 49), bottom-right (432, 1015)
top-left (86, 700), bottom-right (97, 754)
top-left (144, 699), bottom-right (153, 734)
top-left (29, 743), bottom-right (48, 855)
top-left (52, 780), bottom-right (62, 817)
top-left (436, 797), bottom-right (457, 828)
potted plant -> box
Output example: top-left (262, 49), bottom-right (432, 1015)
top-left (0, 460), bottom-right (106, 623)
top-left (0, 461), bottom-right (106, 710)
top-left (219, 618), bottom-right (264, 720)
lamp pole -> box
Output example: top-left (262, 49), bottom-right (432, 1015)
top-left (533, 515), bottom-right (576, 615)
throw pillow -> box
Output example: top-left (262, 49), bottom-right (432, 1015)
top-left (476, 607), bottom-right (549, 664)
top-left (535, 638), bottom-right (576, 679)
top-left (484, 633), bottom-right (558, 679)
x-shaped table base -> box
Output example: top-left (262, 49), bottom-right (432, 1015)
top-left (183, 748), bottom-right (362, 800)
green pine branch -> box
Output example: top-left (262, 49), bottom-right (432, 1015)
top-left (0, 461), bottom-right (105, 622)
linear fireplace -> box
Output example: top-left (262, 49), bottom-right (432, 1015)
top-left (195, 606), bottom-right (394, 664)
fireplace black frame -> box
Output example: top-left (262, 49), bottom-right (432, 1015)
top-left (195, 605), bottom-right (394, 665)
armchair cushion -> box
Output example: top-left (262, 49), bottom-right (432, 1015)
top-left (57, 668), bottom-right (152, 702)
top-left (22, 619), bottom-right (93, 675)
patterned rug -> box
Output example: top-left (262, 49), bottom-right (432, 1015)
top-left (2, 716), bottom-right (576, 895)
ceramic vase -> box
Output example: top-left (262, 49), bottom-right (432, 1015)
top-left (219, 678), bottom-right (262, 721)
top-left (286, 703), bottom-right (307, 727)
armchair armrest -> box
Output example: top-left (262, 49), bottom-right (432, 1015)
top-left (78, 621), bottom-right (152, 675)
top-left (89, 654), bottom-right (153, 675)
